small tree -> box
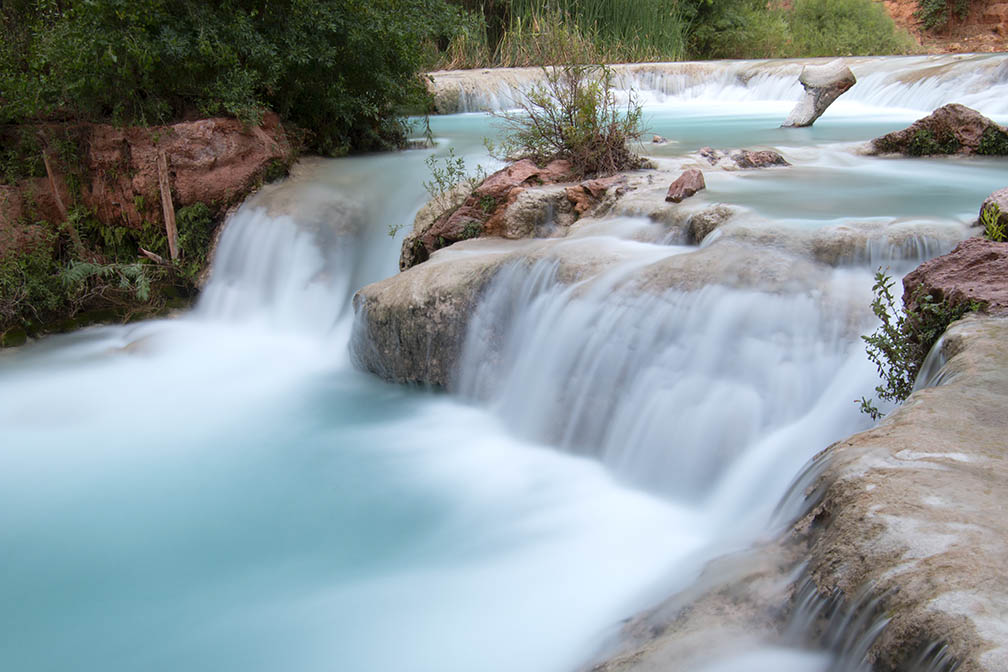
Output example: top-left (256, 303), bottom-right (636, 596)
top-left (492, 64), bottom-right (645, 177)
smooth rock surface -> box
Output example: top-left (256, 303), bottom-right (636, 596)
top-left (783, 59), bottom-right (857, 127)
top-left (793, 315), bottom-right (1008, 672)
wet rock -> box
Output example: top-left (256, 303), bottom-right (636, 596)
top-left (699, 147), bottom-right (790, 170)
top-left (400, 160), bottom-right (635, 271)
top-left (782, 59), bottom-right (856, 128)
top-left (868, 103), bottom-right (1008, 156)
top-left (665, 169), bottom-right (706, 203)
top-left (793, 315), bottom-right (1008, 672)
top-left (902, 236), bottom-right (1008, 316)
top-left (686, 204), bottom-right (735, 244)
top-left (652, 135), bottom-right (670, 144)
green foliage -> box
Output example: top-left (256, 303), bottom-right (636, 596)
top-left (0, 127), bottom-right (45, 185)
top-left (787, 0), bottom-right (918, 57)
top-left (63, 260), bottom-right (153, 303)
top-left (0, 228), bottom-right (62, 329)
top-left (915, 0), bottom-right (970, 30)
top-left (982, 203), bottom-right (1005, 243)
top-left (423, 148), bottom-right (485, 210)
top-left (175, 202), bottom-right (214, 282)
top-left (493, 64), bottom-right (643, 177)
top-left (977, 126), bottom-right (1008, 156)
top-left (906, 128), bottom-right (960, 156)
top-left (1, 0), bottom-right (462, 154)
top-left (859, 268), bottom-right (982, 420)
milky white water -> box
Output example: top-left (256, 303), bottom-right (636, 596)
top-left (2, 55), bottom-right (1006, 672)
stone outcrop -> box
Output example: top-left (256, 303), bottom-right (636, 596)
top-left (792, 315), bottom-right (1008, 672)
top-left (782, 59), bottom-right (857, 127)
top-left (665, 169), bottom-right (706, 203)
top-left (699, 147), bottom-right (791, 170)
top-left (868, 103), bottom-right (1008, 156)
top-left (902, 236), bottom-right (1008, 316)
top-left (399, 159), bottom-right (631, 271)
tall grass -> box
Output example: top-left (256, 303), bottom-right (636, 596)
top-left (432, 0), bottom-right (918, 70)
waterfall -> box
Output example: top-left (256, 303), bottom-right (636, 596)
top-left (2, 55), bottom-right (1005, 672)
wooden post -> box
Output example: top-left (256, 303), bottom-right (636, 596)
top-left (41, 148), bottom-right (85, 256)
top-left (156, 149), bottom-right (179, 260)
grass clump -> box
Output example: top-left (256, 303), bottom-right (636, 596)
top-left (492, 64), bottom-right (643, 177)
top-left (859, 268), bottom-right (983, 420)
top-left (906, 128), bottom-right (960, 156)
top-left (982, 203), bottom-right (1005, 242)
top-left (787, 0), bottom-right (918, 57)
top-left (977, 127), bottom-right (1008, 156)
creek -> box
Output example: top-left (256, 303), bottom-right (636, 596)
top-left (1, 55), bottom-right (1006, 672)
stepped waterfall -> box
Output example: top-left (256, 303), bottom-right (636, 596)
top-left (1, 55), bottom-right (1006, 672)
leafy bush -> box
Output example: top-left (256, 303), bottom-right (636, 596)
top-left (787, 0), bottom-right (917, 56)
top-left (493, 64), bottom-right (644, 177)
top-left (0, 0), bottom-right (462, 154)
top-left (859, 268), bottom-right (982, 419)
top-left (915, 0), bottom-right (970, 30)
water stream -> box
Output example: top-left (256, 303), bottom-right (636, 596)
top-left (1, 55), bottom-right (1006, 672)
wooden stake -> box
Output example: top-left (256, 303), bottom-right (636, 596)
top-left (156, 149), bottom-right (179, 261)
top-left (41, 148), bottom-right (85, 256)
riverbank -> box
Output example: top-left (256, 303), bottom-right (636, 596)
top-left (0, 114), bottom-right (292, 346)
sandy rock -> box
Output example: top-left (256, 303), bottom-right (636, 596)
top-left (783, 59), bottom-right (857, 127)
top-left (868, 103), bottom-right (1008, 156)
top-left (665, 169), bottom-right (706, 203)
top-left (902, 236), bottom-right (1008, 316)
top-left (685, 204), bottom-right (735, 244)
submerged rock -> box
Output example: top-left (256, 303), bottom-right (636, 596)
top-left (902, 236), bottom-right (1008, 316)
top-left (665, 169), bottom-right (706, 203)
top-left (699, 147), bottom-right (791, 170)
top-left (868, 103), bottom-right (1008, 156)
top-left (782, 59), bottom-right (857, 128)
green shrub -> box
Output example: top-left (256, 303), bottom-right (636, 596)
top-left (492, 64), bottom-right (644, 177)
top-left (0, 0), bottom-right (462, 154)
top-left (977, 126), bottom-right (1008, 156)
top-left (859, 268), bottom-right (982, 419)
top-left (915, 0), bottom-right (970, 30)
top-left (787, 0), bottom-right (917, 57)
top-left (906, 128), bottom-right (960, 156)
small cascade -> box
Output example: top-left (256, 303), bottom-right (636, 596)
top-left (432, 55), bottom-right (1008, 117)
top-left (457, 255), bottom-right (877, 530)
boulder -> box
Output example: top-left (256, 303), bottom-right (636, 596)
top-left (902, 236), bottom-right (1008, 316)
top-left (665, 169), bottom-right (706, 203)
top-left (782, 59), bottom-right (857, 128)
top-left (868, 103), bottom-right (1008, 156)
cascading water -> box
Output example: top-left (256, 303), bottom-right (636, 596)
top-left (1, 54), bottom-right (1006, 672)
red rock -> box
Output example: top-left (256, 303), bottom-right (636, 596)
top-left (665, 169), bottom-right (706, 203)
top-left (903, 237), bottom-right (1008, 316)
top-left (730, 150), bottom-right (790, 169)
top-left (870, 103), bottom-right (1008, 156)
